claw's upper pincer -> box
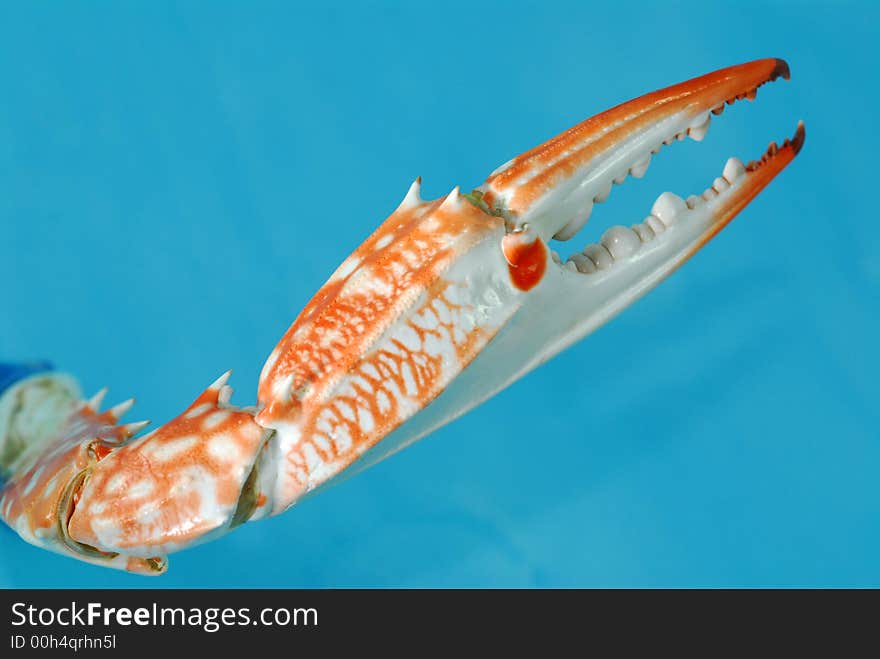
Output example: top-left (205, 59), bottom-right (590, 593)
top-left (480, 58), bottom-right (792, 241)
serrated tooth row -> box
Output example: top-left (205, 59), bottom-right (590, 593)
top-left (565, 226), bottom-right (641, 273)
top-left (551, 73), bottom-right (767, 255)
top-left (639, 81), bottom-right (767, 182)
top-left (553, 152), bottom-right (654, 242)
top-left (559, 149), bottom-right (752, 277)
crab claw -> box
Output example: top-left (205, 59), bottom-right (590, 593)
top-left (462, 59), bottom-right (804, 400)
top-left (257, 59), bottom-right (804, 515)
top-left (0, 60), bottom-right (806, 576)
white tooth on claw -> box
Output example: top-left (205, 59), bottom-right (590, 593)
top-left (651, 192), bottom-right (687, 226)
top-left (686, 195), bottom-right (701, 209)
top-left (645, 215), bottom-right (666, 234)
top-left (676, 132), bottom-right (686, 141)
top-left (594, 182), bottom-right (612, 203)
top-left (551, 250), bottom-right (562, 265)
top-left (633, 223), bottom-right (654, 243)
top-left (723, 157), bottom-right (746, 183)
top-left (702, 189), bottom-right (716, 202)
top-left (712, 177), bottom-right (730, 193)
top-left (583, 244), bottom-right (613, 270)
top-left (553, 202), bottom-right (593, 241)
top-left (630, 155), bottom-right (651, 179)
top-left (614, 172), bottom-right (628, 185)
top-left (568, 252), bottom-right (596, 274)
top-left (688, 114), bottom-right (711, 142)
top-left (601, 226), bottom-right (641, 260)
top-left (564, 260), bottom-right (578, 272)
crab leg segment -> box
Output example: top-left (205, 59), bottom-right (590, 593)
top-left (66, 373), bottom-right (271, 561)
top-left (0, 379), bottom-right (162, 574)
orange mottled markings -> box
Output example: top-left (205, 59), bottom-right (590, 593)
top-left (258, 191), bottom-right (506, 507)
top-left (483, 59), bottom-right (788, 214)
top-left (67, 381), bottom-right (267, 553)
top-left (281, 277), bottom-right (493, 494)
top-left (259, 194), bottom-right (498, 422)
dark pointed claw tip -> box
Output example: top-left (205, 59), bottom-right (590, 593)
top-left (772, 58), bottom-right (791, 81)
top-left (792, 120), bottom-right (806, 154)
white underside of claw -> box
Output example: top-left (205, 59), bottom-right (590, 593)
top-left (355, 149), bottom-right (757, 470)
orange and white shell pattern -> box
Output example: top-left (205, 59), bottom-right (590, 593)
top-left (67, 374), bottom-right (270, 558)
top-left (0, 392), bottom-right (163, 574)
top-left (256, 183), bottom-right (519, 512)
top-left (0, 59), bottom-right (805, 574)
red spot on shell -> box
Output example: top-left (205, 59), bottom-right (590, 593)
top-left (502, 230), bottom-right (547, 292)
top-left (93, 444), bottom-right (113, 461)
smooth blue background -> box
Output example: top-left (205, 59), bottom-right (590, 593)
top-left (0, 2), bottom-right (877, 587)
